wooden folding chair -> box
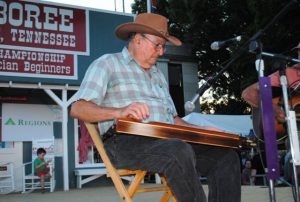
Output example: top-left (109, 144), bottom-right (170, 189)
top-left (84, 122), bottom-right (177, 202)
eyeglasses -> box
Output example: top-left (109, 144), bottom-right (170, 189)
top-left (141, 34), bottom-right (166, 52)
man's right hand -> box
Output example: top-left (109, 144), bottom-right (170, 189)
top-left (119, 102), bottom-right (150, 121)
top-left (71, 100), bottom-right (150, 122)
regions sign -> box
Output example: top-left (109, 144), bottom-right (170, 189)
top-left (0, 0), bottom-right (89, 79)
top-left (2, 103), bottom-right (62, 141)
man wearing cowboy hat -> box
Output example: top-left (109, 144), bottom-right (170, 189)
top-left (71, 13), bottom-right (241, 202)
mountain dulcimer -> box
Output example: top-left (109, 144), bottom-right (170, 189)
top-left (115, 118), bottom-right (256, 149)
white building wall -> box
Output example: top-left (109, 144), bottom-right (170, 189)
top-left (0, 142), bottom-right (23, 192)
top-left (157, 60), bottom-right (200, 115)
top-left (156, 61), bottom-right (169, 82)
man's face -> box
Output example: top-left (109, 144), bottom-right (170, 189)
top-left (137, 33), bottom-right (166, 69)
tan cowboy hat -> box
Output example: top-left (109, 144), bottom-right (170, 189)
top-left (115, 13), bottom-right (182, 46)
top-left (292, 42), bottom-right (300, 50)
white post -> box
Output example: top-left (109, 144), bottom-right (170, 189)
top-left (147, 0), bottom-right (151, 13)
top-left (122, 0), bottom-right (125, 13)
top-left (44, 88), bottom-right (70, 191)
top-left (62, 89), bottom-right (69, 191)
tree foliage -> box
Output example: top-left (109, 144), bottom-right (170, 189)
top-left (132, 0), bottom-right (300, 115)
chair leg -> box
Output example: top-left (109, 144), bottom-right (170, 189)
top-left (160, 190), bottom-right (172, 202)
top-left (107, 167), bottom-right (133, 202)
top-left (160, 177), bottom-right (177, 202)
top-left (127, 171), bottom-right (147, 197)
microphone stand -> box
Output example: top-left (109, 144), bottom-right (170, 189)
top-left (254, 50), bottom-right (300, 202)
top-left (244, 1), bottom-right (299, 201)
top-left (186, 49), bottom-right (246, 112)
top-left (279, 66), bottom-right (300, 202)
top-left (190, 0), bottom-right (298, 107)
top-left (261, 52), bottom-right (300, 64)
top-left (252, 41), bottom-right (280, 202)
top-left (188, 41), bottom-right (250, 110)
top-left (187, 1), bottom-right (298, 202)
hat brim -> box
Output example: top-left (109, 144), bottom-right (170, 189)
top-left (115, 22), bottom-right (182, 46)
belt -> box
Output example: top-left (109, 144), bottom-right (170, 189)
top-left (102, 126), bottom-right (116, 142)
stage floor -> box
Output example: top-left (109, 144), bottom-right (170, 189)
top-left (0, 185), bottom-right (296, 202)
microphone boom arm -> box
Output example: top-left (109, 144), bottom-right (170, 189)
top-left (186, 0), bottom-right (298, 112)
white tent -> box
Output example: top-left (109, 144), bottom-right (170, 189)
top-left (183, 112), bottom-right (253, 137)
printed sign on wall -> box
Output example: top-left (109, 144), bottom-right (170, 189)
top-left (32, 138), bottom-right (55, 162)
top-left (1, 103), bottom-right (62, 141)
top-left (0, 48), bottom-right (77, 79)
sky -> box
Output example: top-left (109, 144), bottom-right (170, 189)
top-left (42, 0), bottom-right (135, 13)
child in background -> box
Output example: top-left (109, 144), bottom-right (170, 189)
top-left (34, 147), bottom-right (51, 193)
top-left (241, 159), bottom-right (252, 185)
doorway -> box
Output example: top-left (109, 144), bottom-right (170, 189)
top-left (168, 63), bottom-right (185, 117)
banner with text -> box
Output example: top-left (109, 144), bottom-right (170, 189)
top-left (0, 0), bottom-right (89, 79)
top-left (0, 48), bottom-right (77, 79)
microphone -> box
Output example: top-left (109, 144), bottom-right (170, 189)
top-left (210, 36), bottom-right (242, 50)
top-left (184, 79), bottom-right (211, 112)
top-left (185, 71), bottom-right (223, 112)
top-left (184, 94), bottom-right (199, 112)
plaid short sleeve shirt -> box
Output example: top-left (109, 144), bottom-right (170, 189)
top-left (76, 47), bottom-right (178, 133)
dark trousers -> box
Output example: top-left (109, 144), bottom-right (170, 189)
top-left (104, 133), bottom-right (241, 202)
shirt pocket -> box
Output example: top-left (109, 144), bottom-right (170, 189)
top-left (108, 79), bottom-right (140, 91)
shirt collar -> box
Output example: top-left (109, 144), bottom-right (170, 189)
top-left (121, 46), bottom-right (134, 65)
top-left (121, 46), bottom-right (158, 73)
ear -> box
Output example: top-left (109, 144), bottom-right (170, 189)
top-left (134, 33), bottom-right (142, 44)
